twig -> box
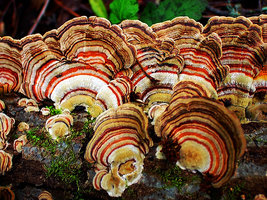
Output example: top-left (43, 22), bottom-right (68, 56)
top-left (206, 5), bottom-right (229, 16)
top-left (28, 0), bottom-right (50, 35)
top-left (53, 0), bottom-right (80, 17)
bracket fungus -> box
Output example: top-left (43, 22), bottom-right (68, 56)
top-left (84, 103), bottom-right (153, 197)
top-left (45, 111), bottom-right (73, 141)
top-left (152, 17), bottom-right (229, 99)
top-left (38, 190), bottom-right (53, 200)
top-left (119, 20), bottom-right (184, 121)
top-left (0, 37), bottom-right (22, 94)
top-left (0, 100), bottom-right (5, 112)
top-left (203, 16), bottom-right (266, 119)
top-left (19, 16), bottom-right (136, 117)
top-left (0, 185), bottom-right (15, 200)
top-left (0, 150), bottom-right (13, 175)
top-left (0, 113), bottom-right (15, 150)
top-left (155, 97), bottom-right (246, 188)
top-left (13, 135), bottom-right (27, 153)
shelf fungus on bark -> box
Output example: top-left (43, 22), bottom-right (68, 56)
top-left (13, 135), bottom-right (27, 153)
top-left (0, 185), bottom-right (15, 200)
top-left (0, 37), bottom-right (22, 94)
top-left (19, 16), bottom-right (136, 117)
top-left (203, 16), bottom-right (266, 120)
top-left (152, 17), bottom-right (229, 99)
top-left (154, 97), bottom-right (246, 188)
top-left (0, 100), bottom-right (5, 112)
top-left (119, 20), bottom-right (184, 122)
top-left (45, 111), bottom-right (73, 141)
top-left (17, 98), bottom-right (40, 112)
top-left (0, 113), bottom-right (15, 150)
top-left (0, 150), bottom-right (13, 175)
top-left (38, 190), bottom-right (53, 200)
top-left (84, 103), bottom-right (153, 197)
top-left (247, 15), bottom-right (267, 121)
top-left (17, 122), bottom-right (29, 132)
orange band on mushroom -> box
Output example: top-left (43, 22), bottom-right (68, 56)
top-left (84, 103), bottom-right (153, 197)
top-left (0, 37), bottom-right (22, 94)
top-left (203, 16), bottom-right (266, 119)
top-left (155, 97), bottom-right (246, 188)
top-left (120, 20), bottom-right (184, 112)
top-left (13, 135), bottom-right (28, 153)
top-left (0, 100), bottom-right (5, 112)
top-left (0, 150), bottom-right (13, 175)
top-left (45, 112), bottom-right (73, 141)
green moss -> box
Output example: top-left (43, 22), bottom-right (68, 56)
top-left (46, 105), bottom-right (62, 115)
top-left (26, 114), bottom-right (95, 198)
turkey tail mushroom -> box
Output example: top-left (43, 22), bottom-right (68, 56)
top-left (203, 16), bottom-right (266, 120)
top-left (0, 185), bottom-right (15, 200)
top-left (0, 113), bottom-right (15, 150)
top-left (84, 103), bottom-right (153, 197)
top-left (155, 97), bottom-right (246, 188)
top-left (45, 111), bottom-right (73, 141)
top-left (0, 100), bottom-right (5, 112)
top-left (19, 16), bottom-right (136, 117)
top-left (120, 20), bottom-right (184, 122)
top-left (13, 135), bottom-right (27, 153)
top-left (152, 17), bottom-right (229, 99)
top-left (0, 37), bottom-right (22, 94)
top-left (38, 190), bottom-right (53, 200)
top-left (0, 150), bottom-right (13, 175)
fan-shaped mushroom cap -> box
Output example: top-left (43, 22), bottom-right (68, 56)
top-left (152, 16), bottom-right (203, 42)
top-left (17, 122), bottom-right (29, 132)
top-left (13, 135), bottom-right (27, 153)
top-left (120, 20), bottom-right (184, 112)
top-left (0, 37), bottom-right (22, 94)
top-left (0, 100), bottom-right (5, 112)
top-left (0, 150), bottom-right (13, 175)
top-left (45, 111), bottom-right (73, 140)
top-left (0, 185), bottom-right (15, 200)
top-left (41, 107), bottom-right (50, 116)
top-left (155, 97), bottom-right (246, 188)
top-left (249, 14), bottom-right (267, 43)
top-left (84, 103), bottom-right (153, 197)
top-left (19, 17), bottom-right (136, 117)
top-left (152, 17), bottom-right (229, 99)
top-left (38, 190), bottom-right (53, 200)
top-left (0, 113), bottom-right (15, 142)
top-left (95, 75), bottom-right (133, 111)
top-left (203, 16), bottom-right (266, 119)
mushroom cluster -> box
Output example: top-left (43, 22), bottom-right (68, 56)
top-left (0, 14), bottom-right (266, 197)
top-left (84, 103), bottom-right (153, 197)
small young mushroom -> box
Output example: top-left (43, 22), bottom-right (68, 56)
top-left (0, 150), bottom-right (13, 175)
top-left (38, 190), bottom-right (53, 200)
top-left (18, 98), bottom-right (39, 112)
top-left (45, 112), bottom-right (73, 141)
top-left (84, 103), bottom-right (153, 197)
top-left (17, 122), bottom-right (30, 132)
top-left (0, 185), bottom-right (15, 200)
top-left (41, 107), bottom-right (50, 116)
top-left (0, 100), bottom-right (5, 111)
top-left (0, 113), bottom-right (15, 141)
top-left (13, 135), bottom-right (27, 153)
